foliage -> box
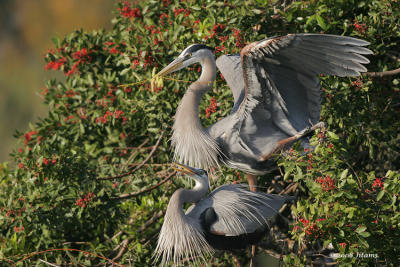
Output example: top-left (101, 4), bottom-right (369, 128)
top-left (0, 0), bottom-right (399, 266)
top-left (0, 0), bottom-right (114, 162)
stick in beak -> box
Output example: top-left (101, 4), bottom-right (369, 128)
top-left (172, 162), bottom-right (196, 176)
top-left (156, 57), bottom-right (184, 77)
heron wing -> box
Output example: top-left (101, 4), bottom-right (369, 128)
top-left (186, 184), bottom-right (292, 236)
top-left (238, 34), bottom-right (372, 127)
top-left (212, 34), bottom-right (372, 167)
top-left (216, 54), bottom-right (245, 113)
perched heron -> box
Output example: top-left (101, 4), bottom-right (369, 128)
top-left (154, 163), bottom-right (294, 266)
top-left (157, 34), bottom-right (372, 190)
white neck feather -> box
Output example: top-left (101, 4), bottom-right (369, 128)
top-left (171, 53), bottom-right (221, 170)
top-left (154, 180), bottom-right (212, 265)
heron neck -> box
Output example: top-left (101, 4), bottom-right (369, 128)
top-left (198, 55), bottom-right (216, 89)
top-left (176, 55), bottom-right (216, 128)
top-left (172, 54), bottom-right (220, 169)
top-left (170, 179), bottom-right (209, 213)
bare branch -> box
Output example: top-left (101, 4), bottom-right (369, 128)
top-left (387, 53), bottom-right (400, 63)
top-left (126, 163), bottom-right (169, 167)
top-left (231, 252), bottom-right (242, 267)
top-left (38, 259), bottom-right (61, 267)
top-left (111, 231), bottom-right (124, 240)
top-left (271, 1), bottom-right (296, 20)
top-left (263, 249), bottom-right (282, 259)
top-left (364, 68), bottom-right (400, 78)
top-left (279, 182), bottom-right (298, 195)
top-left (111, 171), bottom-right (176, 200)
top-left (138, 210), bottom-right (165, 233)
top-left (120, 138), bottom-right (150, 171)
top-left (111, 238), bottom-right (130, 262)
top-left (98, 131), bottom-right (164, 181)
top-left (62, 241), bottom-right (89, 246)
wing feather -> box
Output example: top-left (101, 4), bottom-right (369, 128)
top-left (236, 33), bottom-right (371, 138)
top-left (216, 54), bottom-right (245, 113)
top-left (187, 184), bottom-right (293, 236)
top-left (209, 33), bottom-right (371, 174)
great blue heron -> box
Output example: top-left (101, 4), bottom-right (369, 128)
top-left (157, 34), bottom-right (372, 190)
top-left (154, 163), bottom-right (294, 266)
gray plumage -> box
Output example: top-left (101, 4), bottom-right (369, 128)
top-left (157, 34), bottom-right (372, 175)
top-left (154, 163), bottom-right (293, 266)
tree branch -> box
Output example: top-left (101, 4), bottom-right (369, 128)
top-left (97, 131), bottom-right (164, 181)
top-left (137, 210), bottom-right (165, 233)
top-left (231, 252), bottom-right (242, 267)
top-left (111, 170), bottom-right (175, 200)
top-left (364, 67), bottom-right (400, 77)
top-left (119, 138), bottom-right (150, 171)
top-left (111, 238), bottom-right (130, 263)
top-left (38, 259), bottom-right (61, 267)
top-left (279, 182), bottom-right (298, 195)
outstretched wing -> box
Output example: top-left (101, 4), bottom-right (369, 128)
top-left (186, 184), bottom-right (293, 236)
top-left (238, 34), bottom-right (371, 132)
top-left (216, 54), bottom-right (245, 114)
top-left (211, 34), bottom-right (371, 170)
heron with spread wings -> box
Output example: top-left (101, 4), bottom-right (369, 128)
top-left (154, 163), bottom-right (293, 266)
top-left (157, 34), bottom-right (372, 190)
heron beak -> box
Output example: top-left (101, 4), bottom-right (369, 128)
top-left (172, 162), bottom-right (196, 176)
top-left (156, 57), bottom-right (184, 77)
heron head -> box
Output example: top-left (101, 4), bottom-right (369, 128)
top-left (157, 44), bottom-right (214, 76)
top-left (172, 162), bottom-right (209, 185)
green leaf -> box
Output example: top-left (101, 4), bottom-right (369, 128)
top-left (327, 131), bottom-right (339, 140)
top-left (356, 226), bottom-right (367, 233)
top-left (359, 231), bottom-right (371, 238)
top-left (340, 169), bottom-right (348, 180)
top-left (120, 68), bottom-right (131, 76)
top-left (377, 190), bottom-right (385, 201)
top-left (316, 15), bottom-right (328, 30)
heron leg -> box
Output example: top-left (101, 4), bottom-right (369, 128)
top-left (299, 121), bottom-right (325, 137)
top-left (259, 122), bottom-right (326, 162)
top-left (246, 173), bottom-right (258, 192)
top-left (249, 245), bottom-right (256, 267)
top-left (246, 173), bottom-right (258, 267)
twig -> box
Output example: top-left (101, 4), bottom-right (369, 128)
top-left (111, 239), bottom-right (130, 263)
top-left (138, 210), bottom-right (165, 233)
top-left (102, 230), bottom-right (125, 246)
top-left (231, 252), bottom-right (242, 267)
top-left (279, 203), bottom-right (288, 214)
top-left (113, 145), bottom-right (151, 150)
top-left (98, 131), bottom-right (164, 181)
top-left (364, 67), bottom-right (400, 77)
top-left (111, 171), bottom-right (175, 200)
top-left (271, 1), bottom-right (296, 20)
top-left (126, 163), bottom-right (169, 167)
top-left (111, 231), bottom-right (123, 241)
top-left (264, 249), bottom-right (282, 259)
top-left (120, 139), bottom-right (151, 171)
top-left (38, 259), bottom-right (61, 267)
top-left (341, 157), bottom-right (363, 191)
top-left (387, 53), bottom-right (400, 63)
top-left (62, 241), bottom-right (88, 246)
top-left (382, 97), bottom-right (392, 113)
top-left (279, 182), bottom-right (298, 195)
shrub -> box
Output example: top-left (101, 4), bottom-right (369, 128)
top-left (1, 0), bottom-right (399, 266)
